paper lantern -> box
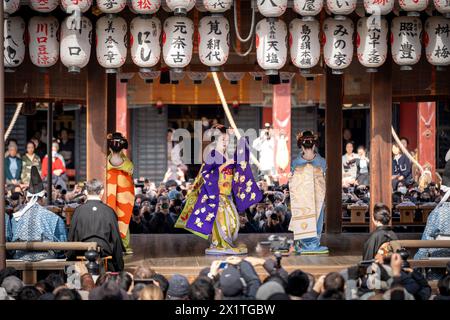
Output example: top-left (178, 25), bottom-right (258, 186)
top-left (257, 0), bottom-right (288, 17)
top-left (130, 16), bottom-right (161, 72)
top-left (198, 16), bottom-right (230, 70)
top-left (293, 0), bottom-right (323, 19)
top-left (139, 70), bottom-right (161, 83)
top-left (166, 0), bottom-right (195, 15)
top-left (97, 0), bottom-right (127, 14)
top-left (391, 16), bottom-right (422, 70)
top-left (363, 0), bottom-right (394, 15)
top-left (434, 0), bottom-right (450, 18)
top-left (162, 16), bottom-right (194, 71)
top-left (96, 15), bottom-right (128, 73)
top-left (357, 16), bottom-right (388, 72)
top-left (255, 18), bottom-right (288, 75)
top-left (28, 16), bottom-right (60, 68)
top-left (249, 71), bottom-right (266, 80)
top-left (398, 0), bottom-right (428, 16)
top-left (4, 0), bottom-right (20, 15)
top-left (61, 0), bottom-right (92, 13)
top-left (60, 16), bottom-right (92, 73)
top-left (223, 72), bottom-right (244, 84)
top-left (203, 0), bottom-right (232, 12)
top-left (323, 17), bottom-right (354, 74)
top-left (187, 71), bottom-right (208, 84)
top-left (130, 0), bottom-right (161, 14)
top-left (170, 69), bottom-right (185, 83)
top-left (4, 16), bottom-right (25, 71)
top-left (424, 16), bottom-right (450, 69)
top-left (326, 0), bottom-right (357, 19)
top-left (290, 18), bottom-right (320, 74)
top-left (29, 0), bottom-right (59, 12)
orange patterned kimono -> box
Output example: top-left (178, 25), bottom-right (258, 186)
top-left (106, 153), bottom-right (135, 239)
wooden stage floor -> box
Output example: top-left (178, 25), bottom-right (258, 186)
top-left (124, 233), bottom-right (421, 279)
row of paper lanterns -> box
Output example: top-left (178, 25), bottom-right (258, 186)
top-left (3, 0), bottom-right (450, 17)
top-left (4, 14), bottom-right (450, 73)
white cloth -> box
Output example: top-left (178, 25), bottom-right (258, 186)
top-left (252, 135), bottom-right (275, 172)
top-left (445, 149), bottom-right (450, 162)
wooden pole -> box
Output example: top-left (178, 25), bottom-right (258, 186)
top-left (47, 103), bottom-right (53, 205)
top-left (325, 68), bottom-right (343, 233)
top-left (370, 59), bottom-right (393, 230)
top-left (86, 58), bottom-right (108, 187)
top-left (0, 0), bottom-right (6, 270)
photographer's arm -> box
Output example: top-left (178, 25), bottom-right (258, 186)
top-left (239, 260), bottom-right (261, 299)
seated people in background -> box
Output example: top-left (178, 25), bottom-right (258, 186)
top-left (31, 136), bottom-right (46, 160)
top-left (21, 141), bottom-right (41, 185)
top-left (342, 141), bottom-right (358, 188)
top-left (362, 203), bottom-right (398, 261)
top-left (5, 143), bottom-right (22, 185)
top-left (58, 128), bottom-right (75, 169)
top-left (356, 145), bottom-right (370, 186)
top-left (41, 140), bottom-right (67, 191)
top-left (392, 143), bottom-right (412, 191)
top-left (7, 166), bottom-right (67, 261)
top-left (68, 179), bottom-right (124, 272)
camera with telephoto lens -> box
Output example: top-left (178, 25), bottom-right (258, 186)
top-left (270, 213), bottom-right (279, 221)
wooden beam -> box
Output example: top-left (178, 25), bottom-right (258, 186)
top-left (116, 78), bottom-right (130, 157)
top-left (325, 68), bottom-right (343, 234)
top-left (107, 74), bottom-right (117, 134)
top-left (86, 59), bottom-right (108, 187)
top-left (370, 59), bottom-right (393, 230)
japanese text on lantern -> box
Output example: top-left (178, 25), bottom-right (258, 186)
top-left (206, 19), bottom-right (222, 62)
top-left (368, 20), bottom-right (381, 64)
top-left (104, 20), bottom-right (118, 63)
top-left (172, 21), bottom-right (187, 63)
top-left (399, 21), bottom-right (418, 59)
top-left (266, 20), bottom-right (280, 64)
top-left (333, 24), bottom-right (348, 66)
top-left (299, 24), bottom-right (312, 65)
top-left (36, 23), bottom-right (50, 65)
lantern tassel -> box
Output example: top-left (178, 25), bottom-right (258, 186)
top-left (211, 72), bottom-right (262, 170)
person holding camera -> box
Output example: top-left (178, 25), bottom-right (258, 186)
top-left (262, 205), bottom-right (286, 233)
top-left (148, 196), bottom-right (175, 233)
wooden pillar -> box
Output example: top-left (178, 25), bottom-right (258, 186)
top-left (417, 102), bottom-right (436, 177)
top-left (370, 60), bottom-right (393, 230)
top-left (273, 84), bottom-right (291, 185)
top-left (325, 68), bottom-right (343, 234)
top-left (399, 103), bottom-right (418, 151)
top-left (116, 78), bottom-right (130, 156)
top-left (107, 74), bottom-right (117, 134)
top-left (86, 60), bottom-right (108, 186)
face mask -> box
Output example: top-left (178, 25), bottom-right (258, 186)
top-left (52, 151), bottom-right (57, 157)
top-left (398, 187), bottom-right (407, 195)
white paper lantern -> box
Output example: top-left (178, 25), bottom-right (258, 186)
top-left (163, 16), bottom-right (194, 71)
top-left (223, 72), bottom-right (244, 84)
top-left (61, 0), bottom-right (92, 13)
top-left (257, 0), bottom-right (288, 18)
top-left (198, 16), bottom-right (230, 70)
top-left (28, 16), bottom-right (60, 68)
top-left (130, 0), bottom-right (161, 14)
top-left (255, 18), bottom-right (288, 75)
top-left (97, 0), bottom-right (127, 14)
top-left (29, 0), bottom-right (59, 12)
top-left (293, 0), bottom-right (323, 19)
top-left (96, 15), bottom-right (128, 73)
top-left (166, 0), bottom-right (195, 15)
top-left (363, 0), bottom-right (394, 15)
top-left (290, 18), bottom-right (320, 73)
top-left (170, 69), bottom-right (185, 83)
top-left (130, 16), bottom-right (161, 72)
top-left (249, 71), bottom-right (266, 80)
top-left (391, 16), bottom-right (422, 70)
top-left (326, 0), bottom-right (357, 19)
top-left (434, 0), bottom-right (450, 18)
top-left (424, 16), bottom-right (450, 69)
top-left (4, 0), bottom-right (20, 15)
top-left (203, 0), bottom-right (232, 13)
top-left (357, 16), bottom-right (388, 72)
top-left (323, 17), bottom-right (354, 74)
top-left (398, 0), bottom-right (428, 16)
top-left (187, 71), bottom-right (208, 84)
top-left (4, 16), bottom-right (25, 71)
top-left (139, 70), bottom-right (161, 83)
top-left (60, 16), bottom-right (92, 73)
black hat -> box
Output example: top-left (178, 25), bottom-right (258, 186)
top-left (28, 166), bottom-right (44, 196)
top-left (219, 266), bottom-right (243, 297)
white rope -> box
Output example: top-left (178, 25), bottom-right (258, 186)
top-left (233, 0), bottom-right (255, 43)
top-left (211, 72), bottom-right (262, 170)
top-left (4, 102), bottom-right (23, 141)
top-left (231, 33), bottom-right (254, 57)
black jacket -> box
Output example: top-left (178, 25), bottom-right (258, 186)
top-left (68, 200), bottom-right (124, 271)
top-left (362, 226), bottom-right (398, 261)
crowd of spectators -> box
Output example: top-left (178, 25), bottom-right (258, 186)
top-left (1, 252), bottom-right (449, 301)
